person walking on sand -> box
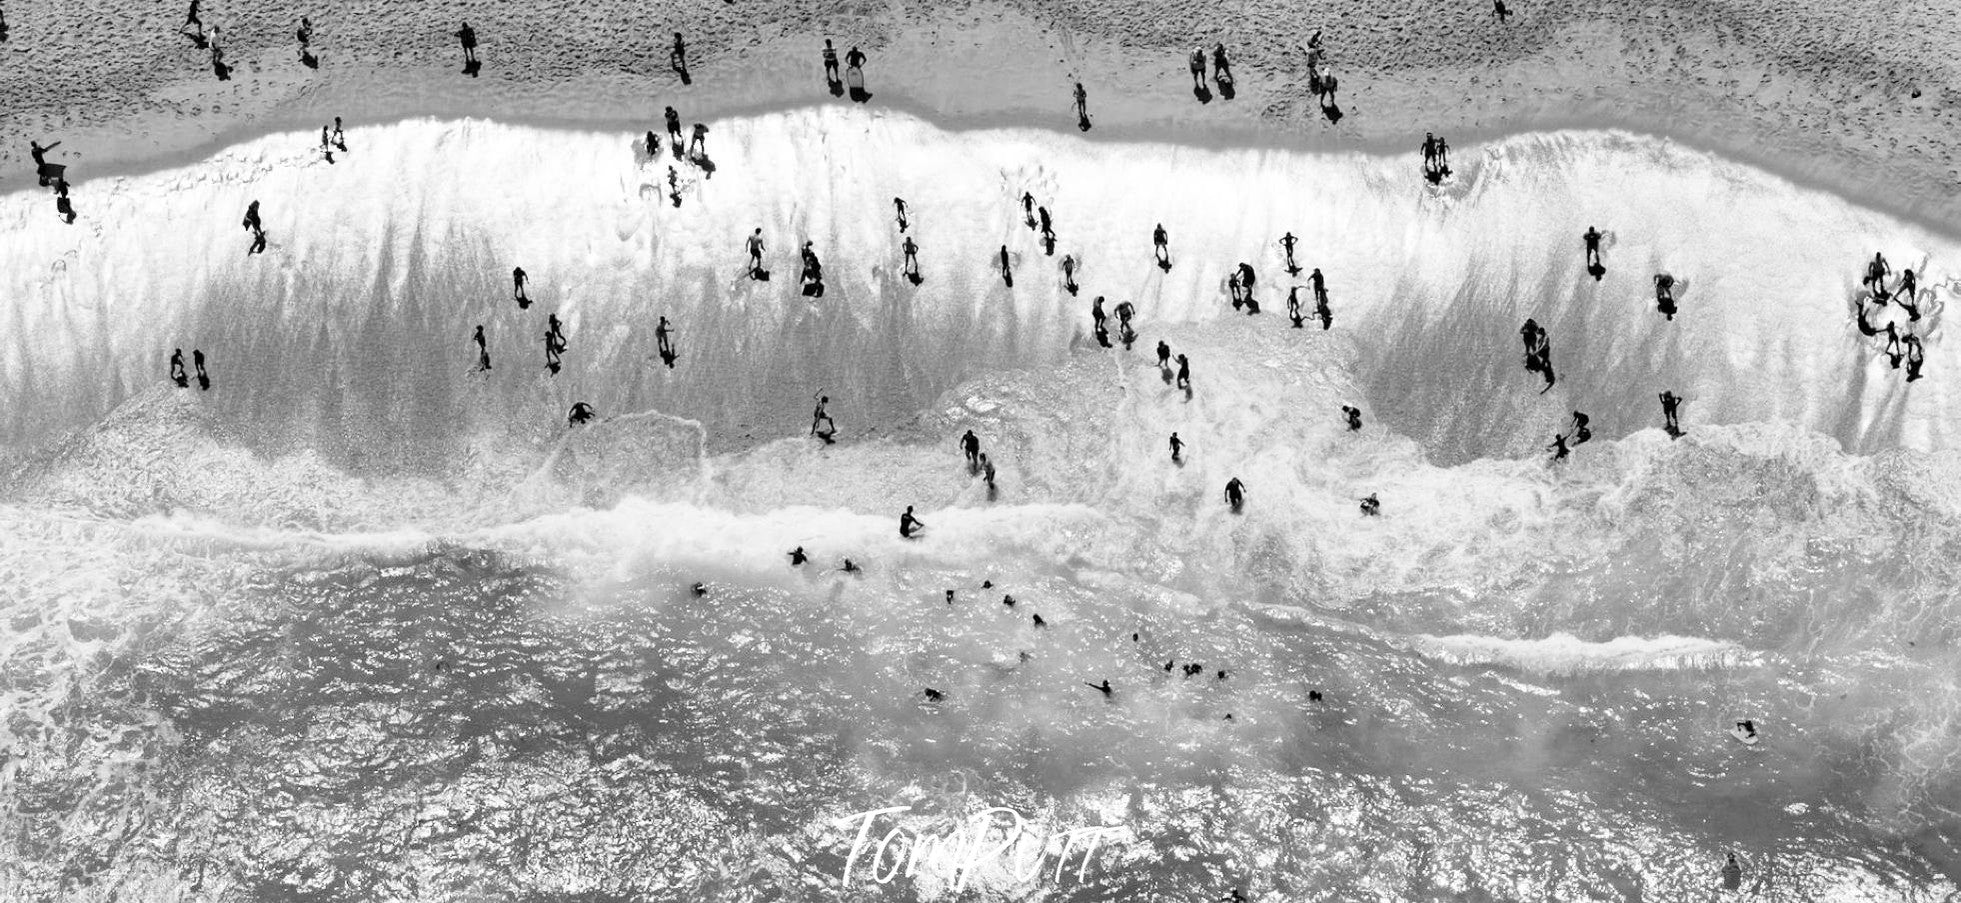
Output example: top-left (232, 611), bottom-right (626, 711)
top-left (184, 0), bottom-right (202, 31)
top-left (1189, 46), bottom-right (1206, 89)
top-left (746, 228), bottom-right (766, 276)
top-left (822, 39), bottom-right (839, 85)
top-left (472, 325), bottom-right (491, 371)
top-left (670, 32), bottom-right (690, 83)
top-left (30, 139), bottom-right (61, 185)
top-left (1074, 81), bottom-right (1091, 131)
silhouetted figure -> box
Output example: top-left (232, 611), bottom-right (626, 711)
top-left (1318, 73), bottom-right (1341, 121)
top-left (1342, 405), bottom-right (1362, 431)
top-left (1169, 431), bottom-right (1184, 463)
top-left (513, 267), bottom-right (530, 307)
top-left (1224, 477), bottom-right (1246, 511)
top-left (193, 349), bottom-right (210, 390)
top-left (922, 688), bottom-right (945, 702)
top-left (1285, 286), bottom-right (1306, 327)
top-left (1313, 289), bottom-right (1333, 330)
top-left (822, 39), bottom-right (840, 91)
top-left (208, 28), bottom-right (232, 79)
top-left (688, 123), bottom-right (708, 158)
top-left (30, 140), bottom-right (61, 186)
top-left (899, 505), bottom-right (925, 539)
top-left (1189, 47), bottom-right (1209, 100)
top-left (1884, 322), bottom-right (1904, 369)
top-left (645, 129), bottom-right (661, 158)
top-left (1653, 273), bottom-right (1676, 320)
top-left (1582, 226), bottom-right (1605, 279)
top-left (1659, 391), bottom-right (1684, 438)
top-left (1091, 296), bottom-right (1108, 332)
top-left (242, 200), bottom-right (261, 233)
top-left (1115, 299), bottom-right (1135, 327)
top-left (1154, 223), bottom-right (1172, 271)
top-left (247, 227), bottom-right (267, 255)
top-left (1437, 137), bottom-right (1450, 169)
top-left (456, 22), bottom-right (479, 75)
top-left (811, 394), bottom-right (837, 443)
top-left (1864, 252), bottom-right (1891, 299)
top-left (1175, 353), bottom-right (1191, 389)
top-left (1905, 334), bottom-right (1925, 382)
top-left (665, 107), bottom-right (683, 152)
top-left (1022, 191), bottom-right (1038, 229)
top-left (568, 402), bottom-right (596, 426)
top-left (0, 7), bottom-right (9, 42)
top-left (1854, 298), bottom-right (1880, 337)
top-left (799, 240), bottom-right (825, 298)
top-left (960, 429), bottom-right (982, 470)
top-left (1720, 854), bottom-right (1742, 892)
top-left (999, 245), bottom-right (1013, 287)
top-left (184, 0), bottom-right (201, 30)
top-left (1211, 44), bottom-right (1235, 98)
top-left (670, 32), bottom-right (690, 84)
top-left (841, 559), bottom-right (861, 574)
top-left (1156, 340), bottom-right (1171, 370)
top-left (656, 315), bottom-right (678, 368)
top-left (746, 228), bottom-right (767, 279)
top-left (1118, 321), bottom-right (1137, 350)
top-left (902, 236), bottom-right (922, 285)
top-left (1093, 320), bottom-right (1111, 347)
top-left (1085, 679), bottom-right (1112, 698)
top-left (1570, 410), bottom-right (1591, 444)
top-left (981, 454), bottom-right (996, 490)
top-left (1548, 433), bottom-right (1570, 462)
top-left (845, 45), bottom-right (869, 101)
top-left (1060, 254), bottom-right (1079, 295)
top-left (667, 167), bottom-right (682, 207)
top-left (1073, 81), bottom-right (1091, 131)
top-left (893, 197), bottom-right (909, 232)
top-left (54, 189), bottom-right (75, 224)
top-left (789, 546), bottom-right (808, 566)
top-left (1897, 269), bottom-right (1920, 319)
top-left (320, 125), bottom-right (336, 164)
top-left (296, 17), bottom-right (312, 47)
top-left (169, 349), bottom-right (189, 387)
top-left (1236, 263), bottom-right (1258, 313)
top-left (544, 330), bottom-right (562, 375)
top-left (332, 117), bottom-right (346, 151)
top-left (1280, 232), bottom-right (1301, 275)
top-left (1494, 0), bottom-right (1510, 22)
top-left (1359, 493), bottom-right (1380, 516)
top-left (472, 325), bottom-right (491, 371)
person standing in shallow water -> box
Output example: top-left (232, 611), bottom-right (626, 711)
top-left (512, 267), bottom-right (530, 307)
top-left (998, 245), bottom-right (1014, 287)
top-left (893, 197), bottom-right (909, 233)
top-left (1175, 353), bottom-right (1191, 390)
top-left (1169, 431), bottom-right (1184, 463)
top-left (193, 349), bottom-right (210, 390)
top-left (169, 349), bottom-right (189, 387)
top-left (1224, 477), bottom-right (1245, 511)
top-left (472, 325), bottom-right (491, 371)
top-left (1659, 391), bottom-right (1685, 439)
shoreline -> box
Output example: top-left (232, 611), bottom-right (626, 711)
top-left (11, 87), bottom-right (1961, 246)
top-left (4, 4), bottom-right (1959, 235)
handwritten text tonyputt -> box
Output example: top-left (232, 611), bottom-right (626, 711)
top-left (833, 805), bottom-right (1126, 890)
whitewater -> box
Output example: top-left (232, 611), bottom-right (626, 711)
top-left (2, 107), bottom-right (1959, 900)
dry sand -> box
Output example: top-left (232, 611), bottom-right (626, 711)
top-left (2, 0), bottom-right (1958, 231)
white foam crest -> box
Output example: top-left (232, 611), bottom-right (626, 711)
top-left (1410, 631), bottom-right (1750, 675)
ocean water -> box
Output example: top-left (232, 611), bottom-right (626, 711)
top-left (2, 108), bottom-right (1958, 901)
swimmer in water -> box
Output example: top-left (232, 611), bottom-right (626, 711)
top-left (1548, 433), bottom-right (1570, 462)
top-left (1085, 679), bottom-right (1112, 697)
top-left (568, 402), bottom-right (595, 425)
top-left (899, 505), bottom-right (924, 539)
top-left (1359, 493), bottom-right (1380, 516)
top-left (1341, 405), bottom-right (1362, 431)
top-left (789, 546), bottom-right (808, 565)
top-left (1570, 411), bottom-right (1591, 444)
